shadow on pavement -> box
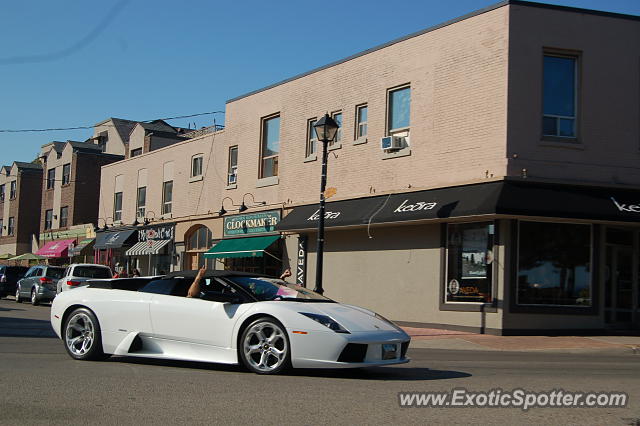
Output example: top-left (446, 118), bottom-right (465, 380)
top-left (0, 316), bottom-right (57, 338)
top-left (0, 306), bottom-right (25, 312)
top-left (107, 356), bottom-right (471, 381)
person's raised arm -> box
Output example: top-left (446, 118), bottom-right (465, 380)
top-left (187, 266), bottom-right (206, 298)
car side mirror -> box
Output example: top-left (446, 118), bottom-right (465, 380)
top-left (200, 291), bottom-right (242, 304)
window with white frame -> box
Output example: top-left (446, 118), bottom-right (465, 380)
top-left (62, 164), bottom-right (71, 185)
top-left (44, 210), bottom-right (53, 230)
top-left (60, 206), bottom-right (68, 228)
top-left (8, 217), bottom-right (14, 236)
top-left (387, 85), bottom-right (411, 136)
top-left (162, 181), bottom-right (173, 214)
top-left (113, 192), bottom-right (123, 222)
top-left (9, 181), bottom-right (16, 199)
top-left (543, 54), bottom-right (578, 138)
top-left (355, 104), bottom-right (368, 140)
top-left (191, 154), bottom-right (203, 178)
top-left (260, 115), bottom-right (280, 179)
top-left (330, 111), bottom-right (342, 146)
top-left (228, 146), bottom-right (238, 185)
top-left (136, 186), bottom-right (146, 218)
top-left (305, 119), bottom-right (317, 157)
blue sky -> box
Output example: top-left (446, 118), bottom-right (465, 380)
top-left (1, 0), bottom-right (638, 163)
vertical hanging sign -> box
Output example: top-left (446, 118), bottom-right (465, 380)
top-left (296, 235), bottom-right (308, 287)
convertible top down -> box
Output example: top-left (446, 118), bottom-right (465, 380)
top-left (51, 270), bottom-right (410, 374)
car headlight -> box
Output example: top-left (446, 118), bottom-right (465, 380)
top-left (299, 312), bottom-right (350, 334)
top-left (375, 313), bottom-right (404, 332)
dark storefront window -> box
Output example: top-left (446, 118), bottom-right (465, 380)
top-left (517, 221), bottom-right (591, 306)
top-left (446, 222), bottom-right (494, 303)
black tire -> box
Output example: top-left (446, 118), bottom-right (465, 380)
top-left (62, 308), bottom-right (108, 361)
top-left (239, 317), bottom-right (291, 375)
top-left (30, 288), bottom-right (40, 306)
top-left (15, 287), bottom-right (22, 303)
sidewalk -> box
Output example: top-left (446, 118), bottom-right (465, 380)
top-left (401, 326), bottom-right (640, 353)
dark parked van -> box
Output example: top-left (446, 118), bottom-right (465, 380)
top-left (0, 266), bottom-right (30, 298)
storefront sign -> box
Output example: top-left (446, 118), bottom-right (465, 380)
top-left (393, 199), bottom-right (437, 213)
top-left (138, 224), bottom-right (175, 242)
top-left (306, 210), bottom-right (341, 221)
top-left (296, 236), bottom-right (307, 287)
top-left (611, 197), bottom-right (640, 213)
top-left (224, 210), bottom-right (281, 237)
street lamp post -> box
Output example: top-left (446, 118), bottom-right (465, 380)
top-left (312, 114), bottom-right (339, 295)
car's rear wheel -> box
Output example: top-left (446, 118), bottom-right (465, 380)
top-left (63, 308), bottom-right (108, 361)
top-left (239, 317), bottom-right (291, 375)
top-left (15, 288), bottom-right (22, 303)
top-left (31, 289), bottom-right (39, 306)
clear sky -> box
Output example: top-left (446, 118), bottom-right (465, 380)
top-left (1, 0), bottom-right (638, 163)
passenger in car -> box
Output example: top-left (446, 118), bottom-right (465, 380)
top-left (186, 266), bottom-right (207, 298)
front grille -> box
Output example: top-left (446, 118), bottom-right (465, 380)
top-left (337, 343), bottom-right (367, 363)
top-left (401, 341), bottom-right (410, 358)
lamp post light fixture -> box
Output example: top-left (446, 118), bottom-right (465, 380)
top-left (312, 113), bottom-right (339, 295)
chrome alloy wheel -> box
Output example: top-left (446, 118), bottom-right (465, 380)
top-left (65, 313), bottom-right (95, 356)
top-left (15, 288), bottom-right (20, 302)
top-left (243, 321), bottom-right (288, 373)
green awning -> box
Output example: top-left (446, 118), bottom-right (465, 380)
top-left (204, 235), bottom-right (280, 259)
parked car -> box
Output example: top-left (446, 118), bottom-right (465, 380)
top-left (15, 265), bottom-right (66, 305)
top-left (56, 264), bottom-right (112, 294)
top-left (51, 270), bottom-right (411, 374)
top-left (0, 265), bottom-right (30, 298)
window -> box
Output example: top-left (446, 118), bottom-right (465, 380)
top-left (0, 219), bottom-right (3, 235)
top-left (44, 210), bottom-right (53, 230)
top-left (517, 221), bottom-right (591, 306)
top-left (260, 115), bottom-right (280, 178)
top-left (191, 155), bottom-right (203, 178)
top-left (228, 146), bottom-right (238, 185)
top-left (62, 164), bottom-right (71, 185)
top-left (9, 181), bottom-right (16, 199)
top-left (388, 85), bottom-right (411, 135)
top-left (136, 186), bottom-right (146, 218)
top-left (330, 112), bottom-right (342, 146)
top-left (131, 148), bottom-right (142, 157)
top-left (445, 222), bottom-right (494, 303)
top-left (59, 206), bottom-right (68, 228)
top-left (0, 184), bottom-right (4, 202)
top-left (543, 54), bottom-right (577, 138)
top-left (46, 168), bottom-right (55, 189)
top-left (7, 217), bottom-right (14, 236)
top-left (187, 226), bottom-right (213, 250)
top-left (113, 192), bottom-right (123, 222)
top-left (306, 119), bottom-right (317, 157)
top-left (355, 104), bottom-right (368, 140)
top-left (162, 181), bottom-right (173, 214)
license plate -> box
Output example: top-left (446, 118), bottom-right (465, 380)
top-left (382, 343), bottom-right (397, 360)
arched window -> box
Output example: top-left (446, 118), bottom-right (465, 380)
top-left (186, 226), bottom-right (212, 251)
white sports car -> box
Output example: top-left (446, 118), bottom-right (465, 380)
top-left (50, 270), bottom-right (411, 374)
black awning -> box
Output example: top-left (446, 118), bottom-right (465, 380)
top-left (278, 181), bottom-right (640, 232)
top-left (94, 229), bottom-right (137, 249)
top-left (276, 196), bottom-right (387, 231)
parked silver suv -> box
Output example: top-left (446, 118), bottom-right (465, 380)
top-left (56, 264), bottom-right (113, 294)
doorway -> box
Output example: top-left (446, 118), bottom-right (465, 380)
top-left (604, 228), bottom-right (639, 328)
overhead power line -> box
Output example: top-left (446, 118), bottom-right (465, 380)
top-left (0, 111), bottom-right (226, 133)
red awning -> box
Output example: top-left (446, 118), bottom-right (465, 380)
top-left (35, 239), bottom-right (76, 258)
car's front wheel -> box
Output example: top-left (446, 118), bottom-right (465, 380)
top-left (15, 288), bottom-right (22, 303)
top-left (63, 308), bottom-right (108, 361)
top-left (239, 317), bottom-right (291, 375)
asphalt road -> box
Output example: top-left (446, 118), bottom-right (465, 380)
top-left (1, 299), bottom-right (639, 425)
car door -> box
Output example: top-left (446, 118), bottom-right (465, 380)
top-left (18, 267), bottom-right (36, 296)
top-left (148, 278), bottom-right (248, 349)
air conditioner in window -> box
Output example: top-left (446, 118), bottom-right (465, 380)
top-left (381, 136), bottom-right (404, 151)
top-left (228, 172), bottom-right (237, 185)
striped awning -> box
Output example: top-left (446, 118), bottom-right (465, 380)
top-left (125, 239), bottom-right (171, 256)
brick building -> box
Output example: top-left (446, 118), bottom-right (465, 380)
top-left (0, 162), bottom-right (43, 257)
top-left (36, 140), bottom-right (123, 262)
top-left (98, 1), bottom-right (640, 333)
